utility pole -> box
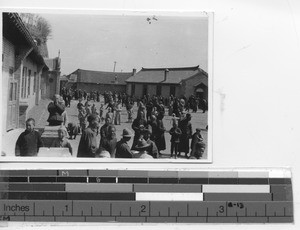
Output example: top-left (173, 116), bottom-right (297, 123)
top-left (113, 61), bottom-right (117, 72)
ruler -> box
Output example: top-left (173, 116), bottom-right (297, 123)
top-left (0, 169), bottom-right (293, 223)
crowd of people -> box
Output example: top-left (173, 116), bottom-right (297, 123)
top-left (15, 89), bottom-right (207, 159)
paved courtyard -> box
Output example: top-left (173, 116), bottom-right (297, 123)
top-left (28, 97), bottom-right (208, 160)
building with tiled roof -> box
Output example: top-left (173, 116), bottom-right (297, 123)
top-left (66, 69), bottom-right (134, 93)
top-left (2, 12), bottom-right (60, 132)
top-left (126, 66), bottom-right (208, 99)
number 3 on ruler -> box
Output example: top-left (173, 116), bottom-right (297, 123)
top-left (219, 206), bottom-right (224, 213)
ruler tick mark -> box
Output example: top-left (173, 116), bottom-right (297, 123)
top-left (265, 204), bottom-right (267, 216)
top-left (187, 204), bottom-right (189, 216)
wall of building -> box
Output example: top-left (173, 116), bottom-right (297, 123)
top-left (161, 85), bottom-right (171, 98)
top-left (2, 37), bottom-right (15, 133)
top-left (21, 57), bottom-right (39, 112)
top-left (147, 84), bottom-right (156, 96)
top-left (133, 83), bottom-right (144, 98)
top-left (41, 71), bottom-right (60, 99)
top-left (76, 83), bottom-right (126, 94)
top-left (126, 83), bottom-right (132, 96)
top-left (183, 73), bottom-right (208, 98)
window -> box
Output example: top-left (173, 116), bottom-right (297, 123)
top-left (33, 72), bottom-right (37, 93)
top-left (156, 85), bottom-right (162, 96)
top-left (170, 85), bottom-right (176, 96)
top-left (9, 82), bottom-right (17, 102)
top-left (21, 67), bottom-right (27, 98)
top-left (9, 83), bottom-right (13, 101)
top-left (28, 69), bottom-right (31, 96)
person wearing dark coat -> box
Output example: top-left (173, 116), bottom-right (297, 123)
top-left (148, 115), bottom-right (158, 142)
top-left (99, 125), bottom-right (117, 158)
top-left (15, 118), bottom-right (43, 156)
top-left (154, 113), bottom-right (166, 155)
top-left (169, 122), bottom-right (182, 159)
top-left (178, 113), bottom-right (193, 158)
top-left (47, 94), bottom-right (65, 126)
top-left (77, 115), bottom-right (99, 158)
top-left (99, 117), bottom-right (112, 146)
top-left (131, 111), bottom-right (148, 149)
top-left (190, 128), bottom-right (204, 159)
top-left (141, 129), bottom-right (159, 159)
top-left (116, 128), bottom-right (134, 158)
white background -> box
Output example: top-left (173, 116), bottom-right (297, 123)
top-left (0, 0), bottom-right (300, 229)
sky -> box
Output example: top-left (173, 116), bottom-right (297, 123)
top-left (40, 13), bottom-right (208, 75)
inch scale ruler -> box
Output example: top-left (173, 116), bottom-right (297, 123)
top-left (0, 169), bottom-right (293, 223)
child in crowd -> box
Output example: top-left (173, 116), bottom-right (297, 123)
top-left (15, 118), bottom-right (43, 156)
top-left (78, 104), bottom-right (87, 132)
top-left (126, 101), bottom-right (134, 123)
top-left (170, 113), bottom-right (180, 126)
top-left (77, 97), bottom-right (84, 110)
top-left (67, 122), bottom-right (79, 140)
top-left (169, 121), bottom-right (182, 159)
top-left (51, 128), bottom-right (73, 155)
top-left (106, 107), bottom-right (114, 124)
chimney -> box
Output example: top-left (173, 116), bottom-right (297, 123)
top-left (164, 68), bottom-right (169, 82)
top-left (132, 68), bottom-right (136, 76)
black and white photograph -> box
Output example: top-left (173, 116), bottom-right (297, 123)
top-left (1, 11), bottom-right (213, 162)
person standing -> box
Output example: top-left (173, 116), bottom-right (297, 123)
top-left (47, 94), bottom-right (65, 126)
top-left (141, 129), bottom-right (159, 159)
top-left (155, 113), bottom-right (166, 156)
top-left (99, 125), bottom-right (117, 158)
top-left (15, 118), bottom-right (43, 156)
top-left (178, 113), bottom-right (193, 158)
top-left (190, 128), bottom-right (204, 159)
top-left (51, 128), bottom-right (73, 155)
top-left (78, 104), bottom-right (87, 133)
top-left (106, 107), bottom-right (114, 124)
top-left (100, 117), bottom-right (112, 146)
top-left (115, 128), bottom-right (134, 158)
top-left (77, 114), bottom-right (100, 158)
top-left (169, 121), bottom-right (182, 159)
top-left (131, 111), bottom-right (148, 149)
top-left (114, 101), bottom-right (122, 125)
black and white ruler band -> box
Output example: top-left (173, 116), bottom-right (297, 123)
top-left (0, 168), bottom-right (293, 223)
